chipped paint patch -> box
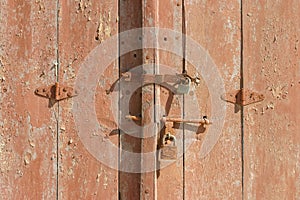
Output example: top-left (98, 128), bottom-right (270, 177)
top-left (224, 17), bottom-right (238, 44)
top-left (95, 11), bottom-right (112, 43)
top-left (230, 54), bottom-right (240, 83)
top-left (267, 84), bottom-right (289, 100)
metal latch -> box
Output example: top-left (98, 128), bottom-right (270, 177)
top-left (126, 114), bottom-right (211, 161)
top-left (221, 88), bottom-right (265, 106)
top-left (161, 116), bottom-right (212, 125)
top-left (126, 115), bottom-right (212, 126)
top-left (158, 116), bottom-right (212, 160)
top-left (107, 72), bottom-right (200, 95)
top-left (35, 82), bottom-right (77, 101)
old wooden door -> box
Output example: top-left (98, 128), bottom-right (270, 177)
top-left (0, 0), bottom-right (299, 199)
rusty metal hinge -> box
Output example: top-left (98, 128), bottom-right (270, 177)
top-left (35, 82), bottom-right (77, 101)
top-left (221, 88), bottom-right (265, 106)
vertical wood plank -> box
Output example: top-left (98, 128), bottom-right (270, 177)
top-left (156, 0), bottom-right (184, 199)
top-left (243, 1), bottom-right (300, 199)
top-left (0, 0), bottom-right (57, 199)
top-left (140, 0), bottom-right (158, 199)
top-left (119, 0), bottom-right (143, 199)
top-left (184, 1), bottom-right (242, 199)
top-left (58, 0), bottom-right (119, 199)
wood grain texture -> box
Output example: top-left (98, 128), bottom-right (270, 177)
top-left (0, 0), bottom-right (57, 199)
top-left (243, 1), bottom-right (300, 199)
top-left (140, 0), bottom-right (158, 199)
top-left (2, 1), bottom-right (300, 199)
top-left (58, 0), bottom-right (118, 199)
top-left (119, 0), bottom-right (143, 199)
top-left (157, 0), bottom-right (184, 199)
top-left (184, 0), bottom-right (242, 199)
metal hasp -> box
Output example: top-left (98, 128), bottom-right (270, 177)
top-left (121, 72), bottom-right (200, 94)
top-left (122, 71), bottom-right (200, 85)
top-left (162, 116), bottom-right (212, 125)
top-left (35, 82), bottom-right (77, 101)
top-left (126, 115), bottom-right (212, 126)
top-left (221, 88), bottom-right (265, 106)
top-left (159, 116), bottom-right (211, 161)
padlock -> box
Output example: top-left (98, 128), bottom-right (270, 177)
top-left (176, 77), bottom-right (191, 94)
top-left (160, 133), bottom-right (177, 160)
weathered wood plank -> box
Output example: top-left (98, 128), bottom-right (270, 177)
top-left (0, 0), bottom-right (58, 199)
top-left (119, 0), bottom-right (143, 199)
top-left (243, 0), bottom-right (300, 199)
top-left (140, 0), bottom-right (158, 199)
top-left (156, 0), bottom-right (184, 199)
top-left (58, 0), bottom-right (119, 199)
top-left (184, 0), bottom-right (242, 199)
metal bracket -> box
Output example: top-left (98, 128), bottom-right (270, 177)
top-left (35, 82), bottom-right (77, 101)
top-left (122, 72), bottom-right (200, 85)
top-left (221, 88), bottom-right (265, 106)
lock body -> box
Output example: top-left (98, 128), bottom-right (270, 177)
top-left (176, 77), bottom-right (191, 94)
top-left (160, 134), bottom-right (177, 160)
top-left (160, 145), bottom-right (177, 160)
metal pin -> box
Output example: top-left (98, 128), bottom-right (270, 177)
top-left (125, 115), bottom-right (140, 121)
top-left (162, 117), bottom-right (212, 125)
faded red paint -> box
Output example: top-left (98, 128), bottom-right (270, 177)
top-left (0, 0), bottom-right (57, 199)
top-left (140, 0), bottom-right (158, 199)
top-left (1, 0), bottom-right (299, 199)
top-left (184, 1), bottom-right (243, 199)
top-left (243, 1), bottom-right (300, 199)
top-left (119, 0), bottom-right (143, 199)
top-left (157, 0), bottom-right (184, 199)
top-left (58, 0), bottom-right (118, 199)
